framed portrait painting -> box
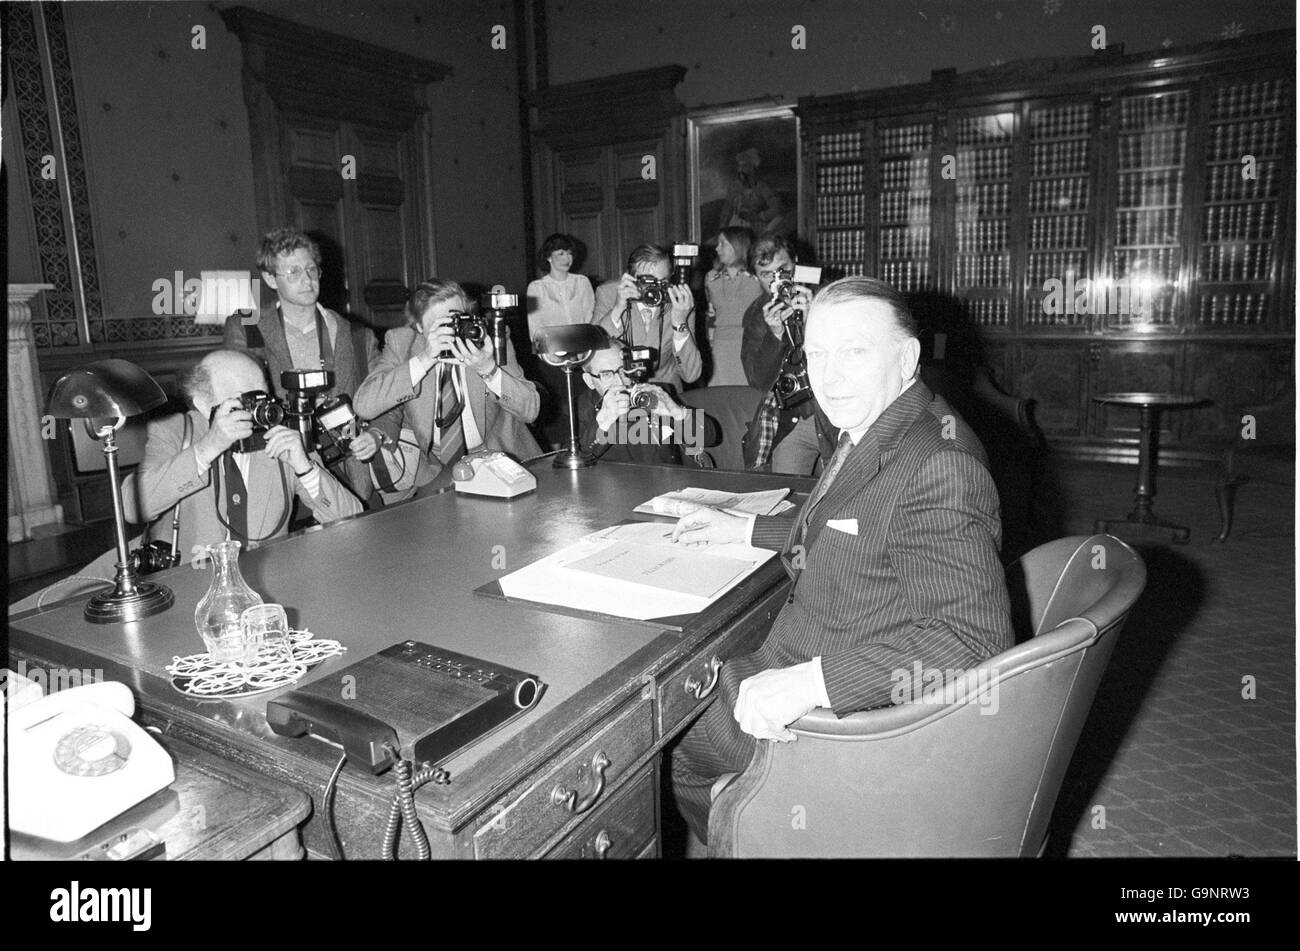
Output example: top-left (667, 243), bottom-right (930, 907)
top-left (687, 102), bottom-right (800, 246)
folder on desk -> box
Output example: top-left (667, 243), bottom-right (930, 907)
top-left (476, 523), bottom-right (776, 628)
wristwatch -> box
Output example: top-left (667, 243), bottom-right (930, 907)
top-left (672, 322), bottom-right (690, 334)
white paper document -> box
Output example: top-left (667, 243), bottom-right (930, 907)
top-left (496, 522), bottom-right (776, 621)
top-left (634, 486), bottom-right (795, 518)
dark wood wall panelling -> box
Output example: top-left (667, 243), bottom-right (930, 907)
top-left (798, 31), bottom-right (1295, 462)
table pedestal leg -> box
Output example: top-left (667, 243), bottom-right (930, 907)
top-left (1093, 404), bottom-right (1192, 544)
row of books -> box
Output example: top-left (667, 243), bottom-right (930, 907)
top-left (1206, 118), bottom-right (1285, 162)
top-left (1029, 105), bottom-right (1092, 140)
top-left (1205, 161), bottom-right (1284, 202)
top-left (1026, 251), bottom-right (1088, 286)
top-left (879, 260), bottom-right (931, 291)
top-left (1115, 208), bottom-right (1182, 246)
top-left (879, 225), bottom-right (931, 260)
top-left (1029, 214), bottom-right (1089, 250)
top-left (1029, 176), bottom-right (1090, 212)
top-left (880, 157), bottom-right (931, 189)
top-left (1116, 169), bottom-right (1184, 209)
top-left (1202, 203), bottom-right (1278, 242)
top-left (1117, 130), bottom-right (1186, 169)
top-left (878, 191), bottom-right (931, 223)
top-left (953, 147), bottom-right (1012, 180)
top-left (1119, 93), bottom-right (1188, 132)
top-left (1031, 139), bottom-right (1091, 177)
top-left (1209, 81), bottom-right (1287, 121)
top-left (1200, 242), bottom-right (1275, 283)
top-left (1113, 247), bottom-right (1181, 281)
top-left (957, 219), bottom-right (1008, 253)
top-left (955, 113), bottom-right (1016, 146)
top-left (961, 297), bottom-right (1011, 327)
top-left (816, 231), bottom-right (866, 261)
top-left (1197, 292), bottom-right (1271, 326)
top-left (955, 181), bottom-right (1012, 215)
top-left (878, 125), bottom-right (931, 154)
top-left (955, 253), bottom-right (1011, 288)
top-left (816, 164), bottom-right (865, 193)
top-left (816, 131), bottom-right (862, 160)
top-left (815, 194), bottom-right (865, 227)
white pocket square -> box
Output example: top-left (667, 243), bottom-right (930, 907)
top-left (826, 518), bottom-right (859, 535)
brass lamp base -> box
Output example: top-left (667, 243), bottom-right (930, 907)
top-left (553, 446), bottom-right (597, 469)
top-left (84, 581), bottom-right (175, 624)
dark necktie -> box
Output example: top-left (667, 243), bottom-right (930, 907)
top-left (221, 453), bottom-right (250, 542)
top-left (432, 364), bottom-right (465, 466)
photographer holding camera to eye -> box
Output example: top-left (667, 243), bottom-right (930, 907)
top-left (353, 278), bottom-right (541, 500)
top-left (593, 244), bottom-right (703, 394)
top-left (740, 235), bottom-right (840, 475)
top-left (575, 338), bottom-right (697, 465)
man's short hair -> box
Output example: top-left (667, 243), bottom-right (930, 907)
top-left (405, 278), bottom-right (467, 328)
top-left (749, 234), bottom-right (796, 273)
top-left (581, 337), bottom-right (626, 371)
top-left (537, 233), bottom-right (578, 273)
top-left (257, 228), bottom-right (321, 275)
top-left (625, 244), bottom-right (670, 275)
top-left (811, 276), bottom-right (920, 342)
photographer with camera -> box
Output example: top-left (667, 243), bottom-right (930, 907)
top-left (740, 235), bottom-right (840, 474)
top-left (353, 279), bottom-right (541, 499)
top-left (592, 244), bottom-right (703, 394)
top-left (576, 338), bottom-right (695, 465)
top-left (122, 349), bottom-right (362, 556)
top-left (224, 227), bottom-right (381, 505)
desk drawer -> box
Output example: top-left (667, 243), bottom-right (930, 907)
top-left (473, 699), bottom-right (653, 859)
top-left (546, 765), bottom-right (656, 859)
top-left (655, 586), bottom-right (785, 738)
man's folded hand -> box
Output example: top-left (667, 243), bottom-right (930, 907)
top-left (733, 661), bottom-right (823, 742)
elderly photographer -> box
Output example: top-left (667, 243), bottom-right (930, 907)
top-left (576, 338), bottom-right (694, 465)
top-left (354, 278), bottom-right (541, 499)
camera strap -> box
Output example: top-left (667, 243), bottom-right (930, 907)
top-left (140, 413), bottom-right (191, 566)
top-left (211, 449), bottom-right (292, 545)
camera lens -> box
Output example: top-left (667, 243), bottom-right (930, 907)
top-left (254, 401), bottom-right (284, 428)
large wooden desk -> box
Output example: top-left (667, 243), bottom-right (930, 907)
top-left (9, 463), bottom-right (809, 859)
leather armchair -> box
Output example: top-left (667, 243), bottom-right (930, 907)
top-left (707, 533), bottom-right (1147, 858)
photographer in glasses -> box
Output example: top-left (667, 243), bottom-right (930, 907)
top-left (740, 235), bottom-right (839, 474)
top-left (577, 338), bottom-right (694, 465)
top-left (354, 279), bottom-right (540, 499)
top-left (593, 244), bottom-right (702, 394)
top-left (224, 227), bottom-right (381, 504)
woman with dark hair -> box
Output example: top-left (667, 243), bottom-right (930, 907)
top-left (354, 278), bottom-right (540, 498)
top-left (526, 233), bottom-right (595, 445)
top-left (526, 233), bottom-right (595, 338)
top-left (704, 226), bottom-right (762, 385)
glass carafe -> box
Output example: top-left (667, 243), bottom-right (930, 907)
top-left (194, 540), bottom-right (263, 663)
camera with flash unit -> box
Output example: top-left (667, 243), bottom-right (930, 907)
top-left (481, 291), bottom-right (519, 367)
top-left (620, 343), bottom-right (657, 382)
top-left (312, 394), bottom-right (362, 467)
top-left (769, 264), bottom-right (823, 307)
top-left (634, 276), bottom-right (670, 307)
top-left (671, 243), bottom-right (699, 286)
top-left (631, 387), bottom-right (659, 412)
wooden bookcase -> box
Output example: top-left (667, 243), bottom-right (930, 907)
top-left (798, 31), bottom-right (1295, 460)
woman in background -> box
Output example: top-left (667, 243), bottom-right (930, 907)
top-left (704, 226), bottom-right (761, 386)
top-left (527, 233), bottom-right (595, 446)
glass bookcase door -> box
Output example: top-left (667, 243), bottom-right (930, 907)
top-left (812, 128), bottom-right (867, 277)
top-left (1106, 89), bottom-right (1190, 332)
top-left (873, 119), bottom-right (933, 293)
top-left (951, 108), bottom-right (1017, 332)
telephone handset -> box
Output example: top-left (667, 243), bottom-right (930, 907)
top-left (7, 680), bottom-right (175, 843)
top-left (452, 450), bottom-right (537, 499)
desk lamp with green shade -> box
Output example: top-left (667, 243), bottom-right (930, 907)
top-left (533, 323), bottom-right (610, 470)
top-left (46, 359), bottom-right (175, 623)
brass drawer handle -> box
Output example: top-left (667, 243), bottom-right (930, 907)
top-left (594, 829), bottom-right (613, 859)
top-left (551, 751), bottom-right (611, 814)
top-left (683, 657), bottom-right (723, 700)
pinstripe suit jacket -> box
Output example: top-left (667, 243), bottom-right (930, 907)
top-left (691, 381), bottom-right (1013, 774)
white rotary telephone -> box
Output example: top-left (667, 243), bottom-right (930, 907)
top-left (6, 679), bottom-right (175, 843)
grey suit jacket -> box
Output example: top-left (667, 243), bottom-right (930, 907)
top-left (593, 279), bottom-right (703, 393)
top-left (119, 409), bottom-right (362, 561)
top-left (353, 325), bottom-right (542, 488)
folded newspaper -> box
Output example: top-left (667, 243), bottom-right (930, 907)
top-left (634, 487), bottom-right (794, 519)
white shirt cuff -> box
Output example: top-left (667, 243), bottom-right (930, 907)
top-left (672, 329), bottom-right (689, 351)
top-left (297, 465), bottom-right (322, 498)
top-left (742, 512), bottom-right (758, 545)
top-left (481, 367), bottom-right (503, 396)
top-left (810, 657), bottom-right (831, 709)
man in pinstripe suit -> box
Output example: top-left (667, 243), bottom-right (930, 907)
top-left (668, 276), bottom-right (1014, 843)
